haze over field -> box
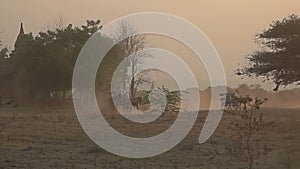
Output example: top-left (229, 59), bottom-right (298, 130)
top-left (186, 86), bottom-right (300, 110)
top-left (1, 0), bottom-right (299, 90)
top-left (0, 1), bottom-right (300, 168)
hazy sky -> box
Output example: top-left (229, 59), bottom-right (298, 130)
top-left (0, 0), bottom-right (299, 90)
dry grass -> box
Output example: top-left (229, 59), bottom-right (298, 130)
top-left (0, 107), bottom-right (299, 169)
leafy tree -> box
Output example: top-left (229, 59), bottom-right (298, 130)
top-left (11, 20), bottom-right (122, 100)
top-left (139, 85), bottom-right (182, 114)
top-left (237, 14), bottom-right (300, 91)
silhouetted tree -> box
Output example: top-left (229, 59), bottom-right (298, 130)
top-left (11, 19), bottom-right (121, 100)
top-left (237, 14), bottom-right (300, 91)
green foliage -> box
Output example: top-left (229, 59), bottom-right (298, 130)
top-left (139, 86), bottom-right (182, 114)
top-left (237, 14), bottom-right (300, 90)
top-left (11, 19), bottom-right (121, 100)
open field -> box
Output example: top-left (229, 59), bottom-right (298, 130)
top-left (0, 107), bottom-right (299, 169)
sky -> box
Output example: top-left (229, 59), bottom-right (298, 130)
top-left (0, 0), bottom-right (299, 90)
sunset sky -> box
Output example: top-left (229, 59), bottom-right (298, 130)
top-left (0, 0), bottom-right (299, 90)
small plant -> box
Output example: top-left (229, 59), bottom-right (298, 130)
top-left (225, 94), bottom-right (274, 169)
top-left (139, 85), bottom-right (182, 114)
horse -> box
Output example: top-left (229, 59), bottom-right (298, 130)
top-left (254, 97), bottom-right (268, 109)
top-left (237, 95), bottom-right (253, 110)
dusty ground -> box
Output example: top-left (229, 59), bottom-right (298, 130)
top-left (0, 106), bottom-right (299, 169)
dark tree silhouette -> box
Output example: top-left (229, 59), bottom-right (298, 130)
top-left (237, 14), bottom-right (300, 91)
top-left (8, 19), bottom-right (122, 100)
top-left (11, 21), bottom-right (103, 99)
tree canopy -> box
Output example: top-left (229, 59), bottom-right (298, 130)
top-left (237, 14), bottom-right (300, 91)
top-left (2, 19), bottom-right (122, 101)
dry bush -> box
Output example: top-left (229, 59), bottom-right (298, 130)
top-left (225, 95), bottom-right (274, 169)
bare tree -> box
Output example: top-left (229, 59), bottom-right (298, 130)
top-left (55, 15), bottom-right (66, 29)
top-left (42, 15), bottom-right (66, 32)
top-left (115, 20), bottom-right (150, 107)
